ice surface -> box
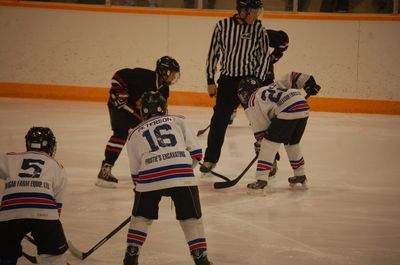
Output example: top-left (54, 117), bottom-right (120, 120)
top-left (0, 98), bottom-right (399, 265)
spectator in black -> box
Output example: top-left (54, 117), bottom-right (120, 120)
top-left (182, 0), bottom-right (216, 9)
top-left (320, 0), bottom-right (349, 12)
top-left (286, 0), bottom-right (309, 12)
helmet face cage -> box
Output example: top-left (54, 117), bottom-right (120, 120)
top-left (25, 126), bottom-right (57, 157)
top-left (156, 56), bottom-right (180, 85)
top-left (237, 77), bottom-right (261, 105)
top-left (140, 91), bottom-right (168, 120)
top-left (236, 0), bottom-right (263, 12)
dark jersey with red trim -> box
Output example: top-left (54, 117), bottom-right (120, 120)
top-left (108, 68), bottom-right (170, 111)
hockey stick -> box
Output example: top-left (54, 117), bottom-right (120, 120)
top-left (68, 216), bottom-right (131, 260)
top-left (196, 124), bottom-right (210, 136)
top-left (213, 154), bottom-right (258, 189)
top-left (198, 162), bottom-right (230, 181)
top-left (213, 93), bottom-right (313, 190)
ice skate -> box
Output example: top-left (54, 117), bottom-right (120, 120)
top-left (199, 162), bottom-right (216, 177)
top-left (247, 179), bottom-right (268, 195)
top-left (288, 175), bottom-right (308, 189)
top-left (95, 161), bottom-right (118, 188)
top-left (123, 245), bottom-right (139, 265)
top-left (191, 249), bottom-right (213, 265)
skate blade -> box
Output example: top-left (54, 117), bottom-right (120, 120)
top-left (289, 182), bottom-right (308, 190)
top-left (95, 179), bottom-right (117, 189)
top-left (246, 188), bottom-right (267, 196)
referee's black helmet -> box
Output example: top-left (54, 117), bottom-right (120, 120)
top-left (236, 0), bottom-right (263, 11)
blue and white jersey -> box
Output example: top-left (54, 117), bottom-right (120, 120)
top-left (0, 151), bottom-right (67, 221)
top-left (244, 72), bottom-right (311, 140)
top-left (127, 114), bottom-right (203, 192)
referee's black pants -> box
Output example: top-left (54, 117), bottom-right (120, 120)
top-left (204, 75), bottom-right (242, 163)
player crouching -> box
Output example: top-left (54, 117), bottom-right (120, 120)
top-left (237, 72), bottom-right (321, 194)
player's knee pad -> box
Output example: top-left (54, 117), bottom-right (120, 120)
top-left (130, 216), bottom-right (153, 230)
top-left (179, 218), bottom-right (205, 239)
top-left (39, 253), bottom-right (67, 265)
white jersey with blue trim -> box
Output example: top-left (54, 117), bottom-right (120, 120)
top-left (244, 75), bottom-right (310, 140)
top-left (127, 114), bottom-right (203, 192)
top-left (0, 151), bottom-right (67, 221)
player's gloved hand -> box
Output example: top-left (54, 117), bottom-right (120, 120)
top-left (254, 140), bottom-right (261, 155)
top-left (270, 49), bottom-right (284, 64)
top-left (111, 92), bottom-right (128, 109)
top-left (207, 84), bottom-right (217, 98)
top-left (304, 76), bottom-right (321, 96)
top-left (192, 158), bottom-right (199, 168)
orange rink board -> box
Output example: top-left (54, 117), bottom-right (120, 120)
top-left (0, 82), bottom-right (399, 115)
top-left (1, 2), bottom-right (399, 114)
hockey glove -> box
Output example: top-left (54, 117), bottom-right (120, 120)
top-left (111, 91), bottom-right (128, 109)
top-left (304, 76), bottom-right (321, 96)
top-left (270, 48), bottom-right (284, 64)
top-left (254, 140), bottom-right (261, 155)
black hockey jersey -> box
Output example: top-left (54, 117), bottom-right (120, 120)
top-left (108, 68), bottom-right (170, 110)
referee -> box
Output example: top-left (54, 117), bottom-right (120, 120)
top-left (201, 0), bottom-right (272, 173)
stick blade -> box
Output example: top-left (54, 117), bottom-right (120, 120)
top-left (68, 240), bottom-right (85, 260)
top-left (213, 179), bottom-right (237, 189)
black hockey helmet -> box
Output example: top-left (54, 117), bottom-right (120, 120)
top-left (156, 56), bottom-right (180, 86)
top-left (237, 77), bottom-right (261, 105)
top-left (25, 126), bottom-right (57, 157)
top-left (140, 91), bottom-right (168, 120)
top-left (236, 0), bottom-right (263, 12)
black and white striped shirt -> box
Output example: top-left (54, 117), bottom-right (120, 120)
top-left (206, 15), bottom-right (270, 84)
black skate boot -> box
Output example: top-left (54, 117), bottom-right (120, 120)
top-left (247, 179), bottom-right (268, 195)
top-left (247, 179), bottom-right (268, 190)
top-left (123, 245), bottom-right (139, 265)
top-left (95, 161), bottom-right (118, 188)
top-left (199, 162), bottom-right (216, 176)
top-left (191, 249), bottom-right (213, 265)
top-left (288, 175), bottom-right (307, 189)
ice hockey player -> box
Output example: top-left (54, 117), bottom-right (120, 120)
top-left (237, 72), bottom-right (321, 192)
top-left (123, 91), bottom-right (213, 265)
top-left (96, 56), bottom-right (180, 188)
top-left (0, 127), bottom-right (69, 265)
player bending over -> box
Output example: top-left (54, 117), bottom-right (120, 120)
top-left (0, 127), bottom-right (69, 265)
top-left (123, 91), bottom-right (213, 265)
top-left (237, 72), bottom-right (321, 192)
top-left (96, 56), bottom-right (180, 188)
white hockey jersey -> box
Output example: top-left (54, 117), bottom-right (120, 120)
top-left (244, 72), bottom-right (311, 140)
top-left (126, 114), bottom-right (203, 192)
top-left (0, 151), bottom-right (67, 221)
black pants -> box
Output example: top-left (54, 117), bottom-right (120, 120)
top-left (104, 106), bottom-right (142, 165)
top-left (132, 186), bottom-right (202, 220)
top-left (0, 219), bottom-right (68, 260)
top-left (265, 117), bottom-right (308, 145)
top-left (204, 75), bottom-right (242, 163)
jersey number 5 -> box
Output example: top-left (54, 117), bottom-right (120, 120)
top-left (18, 159), bottom-right (45, 178)
top-left (142, 124), bottom-right (177, 152)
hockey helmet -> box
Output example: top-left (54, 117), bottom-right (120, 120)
top-left (156, 56), bottom-right (180, 86)
top-left (25, 126), bottom-right (57, 157)
top-left (236, 0), bottom-right (263, 12)
top-left (237, 77), bottom-right (261, 105)
top-left (140, 91), bottom-right (168, 120)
